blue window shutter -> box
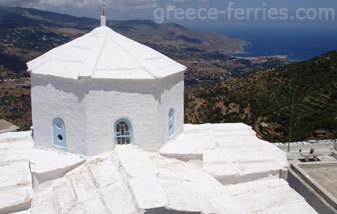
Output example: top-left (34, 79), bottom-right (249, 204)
top-left (168, 109), bottom-right (175, 137)
top-left (53, 118), bottom-right (67, 148)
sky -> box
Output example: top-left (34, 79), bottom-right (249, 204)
top-left (0, 0), bottom-right (336, 29)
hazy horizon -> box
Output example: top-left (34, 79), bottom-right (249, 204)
top-left (0, 0), bottom-right (335, 29)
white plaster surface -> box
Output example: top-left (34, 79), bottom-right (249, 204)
top-left (83, 73), bottom-right (185, 153)
top-left (30, 146), bottom-right (246, 214)
top-left (31, 71), bottom-right (184, 155)
top-left (129, 177), bottom-right (168, 209)
top-left (30, 147), bottom-right (86, 174)
top-left (1, 128), bottom-right (317, 214)
top-left (29, 25), bottom-right (186, 155)
top-left (223, 178), bottom-right (318, 214)
top-left (27, 26), bottom-right (186, 80)
top-left (160, 133), bottom-right (199, 155)
top-left (12, 210), bottom-right (31, 214)
top-left (159, 133), bottom-right (202, 161)
top-left (30, 147), bottom-right (86, 187)
top-left (184, 123), bottom-right (288, 184)
top-left (0, 132), bottom-right (33, 214)
top-left (31, 74), bottom-right (87, 154)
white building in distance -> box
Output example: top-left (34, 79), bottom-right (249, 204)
top-left (27, 17), bottom-right (186, 156)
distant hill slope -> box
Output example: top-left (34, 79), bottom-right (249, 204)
top-left (0, 6), bottom-right (260, 81)
top-left (185, 50), bottom-right (337, 142)
top-left (0, 6), bottom-right (247, 51)
top-left (0, 6), bottom-right (286, 130)
top-left (0, 6), bottom-right (247, 62)
top-left (0, 6), bottom-right (249, 130)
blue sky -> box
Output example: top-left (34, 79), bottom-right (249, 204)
top-left (0, 0), bottom-right (336, 29)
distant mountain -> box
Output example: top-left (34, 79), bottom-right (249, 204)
top-left (0, 6), bottom-right (249, 130)
top-left (0, 6), bottom-right (247, 52)
top-left (0, 6), bottom-right (288, 83)
top-left (185, 50), bottom-right (337, 142)
top-left (0, 6), bottom-right (248, 73)
top-left (0, 6), bottom-right (286, 130)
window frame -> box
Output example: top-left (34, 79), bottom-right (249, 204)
top-left (168, 108), bottom-right (175, 137)
top-left (53, 118), bottom-right (67, 148)
top-left (114, 118), bottom-right (133, 145)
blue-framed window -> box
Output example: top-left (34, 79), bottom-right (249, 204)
top-left (53, 118), bottom-right (67, 148)
top-left (168, 109), bottom-right (175, 137)
top-left (114, 119), bottom-right (133, 145)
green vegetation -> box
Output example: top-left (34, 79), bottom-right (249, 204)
top-left (185, 50), bottom-right (337, 142)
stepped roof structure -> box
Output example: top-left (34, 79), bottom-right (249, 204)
top-left (0, 124), bottom-right (318, 214)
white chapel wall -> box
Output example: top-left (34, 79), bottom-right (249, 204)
top-left (83, 78), bottom-right (162, 154)
top-left (31, 74), bottom-right (87, 154)
top-left (157, 72), bottom-right (185, 144)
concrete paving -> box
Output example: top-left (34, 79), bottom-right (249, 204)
top-left (300, 163), bottom-right (337, 199)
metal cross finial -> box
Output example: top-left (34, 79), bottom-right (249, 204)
top-left (102, 3), bottom-right (106, 16)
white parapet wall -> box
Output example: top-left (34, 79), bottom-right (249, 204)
top-left (0, 131), bottom-right (33, 214)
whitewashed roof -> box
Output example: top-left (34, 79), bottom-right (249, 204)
top-left (30, 146), bottom-right (246, 214)
top-left (27, 26), bottom-right (186, 80)
top-left (0, 124), bottom-right (317, 214)
top-left (184, 123), bottom-right (288, 184)
top-left (0, 131), bottom-right (33, 213)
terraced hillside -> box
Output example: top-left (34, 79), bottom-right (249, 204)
top-left (185, 50), bottom-right (337, 142)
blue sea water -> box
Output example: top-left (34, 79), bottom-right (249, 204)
top-left (197, 26), bottom-right (337, 61)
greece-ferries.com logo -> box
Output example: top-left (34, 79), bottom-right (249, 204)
top-left (153, 2), bottom-right (336, 24)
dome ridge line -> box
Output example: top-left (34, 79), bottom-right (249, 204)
top-left (86, 31), bottom-right (109, 79)
top-left (104, 30), bottom-right (159, 79)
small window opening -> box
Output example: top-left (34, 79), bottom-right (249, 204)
top-left (53, 118), bottom-right (67, 148)
top-left (115, 119), bottom-right (132, 145)
top-left (56, 122), bottom-right (62, 129)
top-left (168, 109), bottom-right (175, 137)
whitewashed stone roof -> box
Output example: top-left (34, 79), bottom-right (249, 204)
top-left (0, 124), bottom-right (317, 214)
top-left (0, 131), bottom-right (33, 214)
top-left (27, 26), bottom-right (186, 80)
top-left (184, 123), bottom-right (288, 184)
top-left (30, 146), bottom-right (246, 214)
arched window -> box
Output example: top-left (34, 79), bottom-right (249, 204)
top-left (114, 119), bottom-right (133, 145)
top-left (53, 118), bottom-right (67, 148)
top-left (168, 109), bottom-right (175, 137)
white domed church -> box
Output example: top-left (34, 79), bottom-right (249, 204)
top-left (1, 8), bottom-right (318, 214)
top-left (27, 15), bottom-right (186, 155)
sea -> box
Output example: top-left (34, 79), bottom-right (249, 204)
top-left (195, 26), bottom-right (337, 61)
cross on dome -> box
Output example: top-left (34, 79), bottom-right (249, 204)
top-left (102, 3), bottom-right (106, 16)
top-left (101, 3), bottom-right (107, 26)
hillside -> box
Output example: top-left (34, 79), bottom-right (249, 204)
top-left (0, 6), bottom-right (246, 130)
top-left (0, 6), bottom-right (287, 130)
top-left (185, 50), bottom-right (337, 142)
top-left (0, 6), bottom-right (251, 80)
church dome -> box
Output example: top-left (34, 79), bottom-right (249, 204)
top-left (27, 26), bottom-right (186, 80)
